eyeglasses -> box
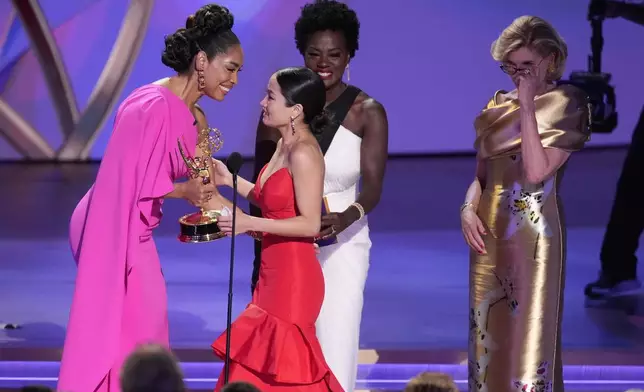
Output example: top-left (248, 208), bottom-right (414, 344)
top-left (500, 57), bottom-right (545, 76)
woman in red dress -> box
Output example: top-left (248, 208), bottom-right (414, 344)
top-left (211, 67), bottom-right (344, 392)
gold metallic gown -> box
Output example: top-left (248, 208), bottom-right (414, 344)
top-left (468, 85), bottom-right (590, 392)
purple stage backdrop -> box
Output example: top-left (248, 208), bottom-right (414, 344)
top-left (0, 0), bottom-right (643, 160)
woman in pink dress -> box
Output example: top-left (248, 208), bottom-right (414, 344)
top-left (57, 4), bottom-right (244, 392)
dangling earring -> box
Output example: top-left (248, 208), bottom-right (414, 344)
top-left (197, 56), bottom-right (206, 90)
top-left (197, 70), bottom-right (205, 90)
top-left (290, 117), bottom-right (296, 136)
top-left (346, 63), bottom-right (350, 82)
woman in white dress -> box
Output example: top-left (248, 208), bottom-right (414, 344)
top-left (249, 2), bottom-right (388, 391)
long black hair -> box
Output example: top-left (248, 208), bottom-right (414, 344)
top-left (274, 67), bottom-right (333, 135)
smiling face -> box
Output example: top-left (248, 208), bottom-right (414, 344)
top-left (303, 30), bottom-right (350, 89)
top-left (198, 44), bottom-right (244, 101)
top-left (260, 74), bottom-right (300, 129)
top-left (501, 47), bottom-right (552, 89)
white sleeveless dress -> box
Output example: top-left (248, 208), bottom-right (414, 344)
top-left (315, 125), bottom-right (372, 392)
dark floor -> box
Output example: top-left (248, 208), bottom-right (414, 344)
top-left (1, 148), bottom-right (644, 391)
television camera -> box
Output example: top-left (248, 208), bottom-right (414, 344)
top-left (558, 0), bottom-right (619, 133)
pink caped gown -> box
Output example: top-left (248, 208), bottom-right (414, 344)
top-left (57, 84), bottom-right (197, 392)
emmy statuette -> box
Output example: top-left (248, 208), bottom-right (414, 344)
top-left (177, 127), bottom-right (225, 243)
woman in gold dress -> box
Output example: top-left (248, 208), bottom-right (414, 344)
top-left (461, 16), bottom-right (591, 392)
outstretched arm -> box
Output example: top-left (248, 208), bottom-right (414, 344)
top-left (226, 175), bottom-right (258, 202)
top-left (246, 143), bottom-right (324, 237)
top-left (165, 179), bottom-right (216, 207)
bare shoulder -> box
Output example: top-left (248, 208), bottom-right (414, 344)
top-left (353, 91), bottom-right (387, 120)
top-left (289, 139), bottom-right (323, 168)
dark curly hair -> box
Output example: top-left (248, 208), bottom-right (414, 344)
top-left (162, 4), bottom-right (240, 74)
top-left (294, 0), bottom-right (360, 58)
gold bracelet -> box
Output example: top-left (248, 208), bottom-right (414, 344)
top-left (350, 202), bottom-right (365, 219)
top-left (460, 202), bottom-right (475, 213)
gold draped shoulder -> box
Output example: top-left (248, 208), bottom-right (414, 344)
top-left (473, 84), bottom-right (591, 159)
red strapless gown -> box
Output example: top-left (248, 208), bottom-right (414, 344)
top-left (211, 166), bottom-right (344, 391)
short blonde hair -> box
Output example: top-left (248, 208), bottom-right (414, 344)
top-left (403, 372), bottom-right (458, 392)
top-left (491, 16), bottom-right (568, 80)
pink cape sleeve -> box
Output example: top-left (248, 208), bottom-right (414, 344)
top-left (58, 92), bottom-right (182, 391)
